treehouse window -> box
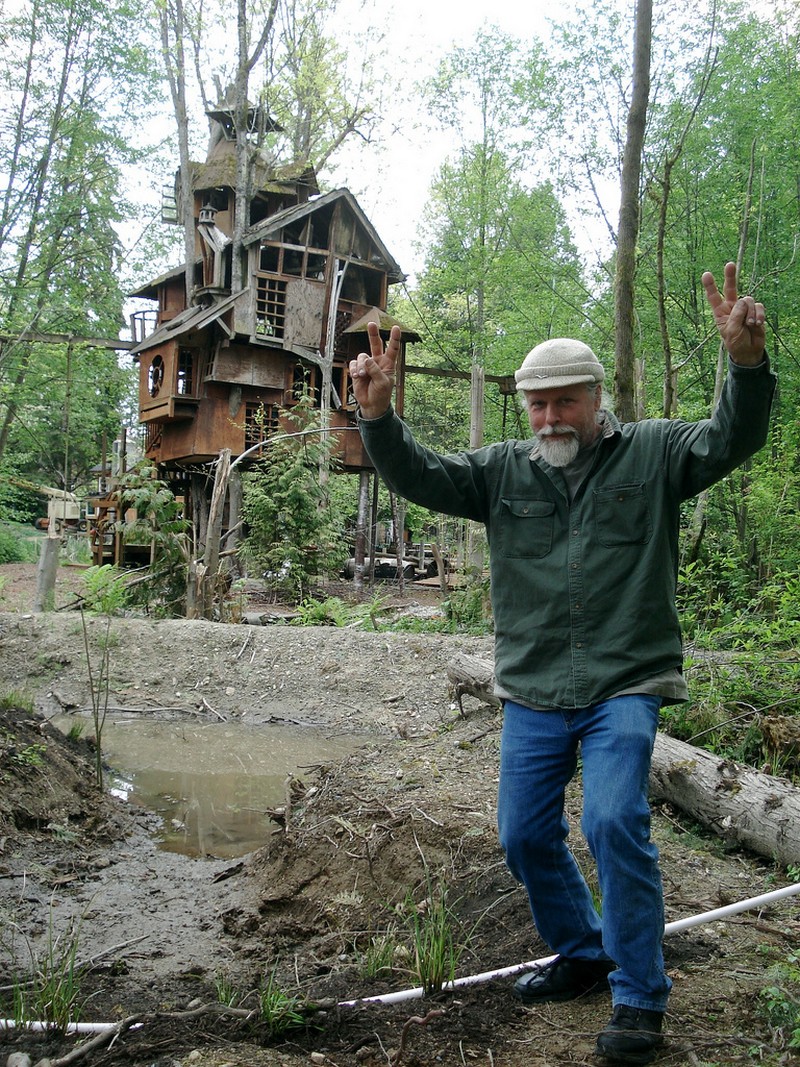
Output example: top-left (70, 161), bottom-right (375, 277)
top-left (340, 265), bottom-right (382, 306)
top-left (283, 249), bottom-right (303, 276)
top-left (149, 355), bottom-right (165, 397)
top-left (245, 402), bottom-right (280, 448)
top-left (331, 365), bottom-right (355, 410)
top-left (255, 277), bottom-right (287, 338)
top-left (200, 188), bottom-right (228, 212)
top-left (259, 245), bottom-right (280, 272)
top-left (177, 349), bottom-right (193, 395)
top-left (258, 240), bottom-right (329, 282)
top-left (291, 363), bottom-right (318, 404)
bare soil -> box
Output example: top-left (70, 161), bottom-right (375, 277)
top-left (1, 562), bottom-right (799, 1067)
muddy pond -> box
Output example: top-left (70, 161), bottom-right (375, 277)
top-left (52, 714), bottom-right (361, 858)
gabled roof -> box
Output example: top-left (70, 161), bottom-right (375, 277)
top-left (243, 187), bottom-right (406, 285)
top-left (345, 307), bottom-right (421, 343)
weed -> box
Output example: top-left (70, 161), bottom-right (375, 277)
top-left (0, 691), bottom-right (34, 713)
top-left (758, 953), bottom-right (800, 1049)
top-left (66, 720), bottom-right (84, 742)
top-left (404, 874), bottom-right (465, 995)
top-left (10, 742), bottom-right (46, 767)
top-left (214, 973), bottom-right (243, 1008)
top-left (4, 913), bottom-right (86, 1033)
top-left (257, 969), bottom-right (306, 1037)
top-left (0, 525), bottom-right (33, 564)
top-left (359, 925), bottom-right (402, 980)
top-left (293, 595), bottom-right (352, 627)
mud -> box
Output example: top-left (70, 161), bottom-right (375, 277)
top-left (1, 564), bottom-right (799, 1067)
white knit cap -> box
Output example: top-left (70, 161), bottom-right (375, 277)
top-left (515, 338), bottom-right (605, 392)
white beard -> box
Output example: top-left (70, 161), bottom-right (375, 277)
top-left (537, 431), bottom-right (581, 467)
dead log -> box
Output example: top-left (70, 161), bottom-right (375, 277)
top-left (446, 653), bottom-right (800, 866)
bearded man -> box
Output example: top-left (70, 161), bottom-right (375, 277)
top-left (349, 263), bottom-right (775, 1065)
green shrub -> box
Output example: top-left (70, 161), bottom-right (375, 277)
top-left (81, 565), bottom-right (129, 615)
top-left (0, 526), bottom-right (30, 564)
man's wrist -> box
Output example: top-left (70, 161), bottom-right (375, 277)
top-left (357, 403), bottom-right (392, 422)
top-left (728, 351), bottom-right (767, 368)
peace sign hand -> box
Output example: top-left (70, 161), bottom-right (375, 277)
top-left (349, 322), bottom-right (401, 419)
top-left (702, 261), bottom-right (766, 366)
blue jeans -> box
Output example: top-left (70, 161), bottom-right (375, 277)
top-left (498, 695), bottom-right (672, 1012)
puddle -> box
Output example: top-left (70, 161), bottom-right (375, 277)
top-left (52, 715), bottom-right (361, 858)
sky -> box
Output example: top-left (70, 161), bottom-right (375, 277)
top-left (123, 0), bottom-right (614, 297)
top-left (322, 0), bottom-right (564, 284)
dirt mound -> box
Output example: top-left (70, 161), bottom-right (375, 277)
top-left (1, 572), bottom-right (799, 1066)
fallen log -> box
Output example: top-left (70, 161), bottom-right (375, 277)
top-left (446, 652), bottom-right (800, 866)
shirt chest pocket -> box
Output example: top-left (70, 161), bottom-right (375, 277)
top-left (499, 498), bottom-right (555, 558)
top-left (593, 483), bottom-right (653, 546)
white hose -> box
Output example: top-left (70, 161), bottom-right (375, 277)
top-left (0, 1020), bottom-right (122, 1034)
top-left (3, 882), bottom-right (799, 1029)
top-left (337, 880), bottom-right (800, 1007)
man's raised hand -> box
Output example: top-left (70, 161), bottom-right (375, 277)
top-left (349, 322), bottom-right (401, 419)
top-left (701, 261), bottom-right (766, 366)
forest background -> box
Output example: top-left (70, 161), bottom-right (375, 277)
top-left (0, 0), bottom-right (799, 755)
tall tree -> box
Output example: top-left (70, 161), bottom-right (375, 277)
top-left (0, 0), bottom-right (160, 483)
top-left (613, 0), bottom-right (652, 421)
top-left (412, 29), bottom-right (583, 449)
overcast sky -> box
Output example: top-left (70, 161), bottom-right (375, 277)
top-left (325, 0), bottom-right (560, 283)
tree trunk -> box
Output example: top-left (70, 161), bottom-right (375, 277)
top-left (445, 653), bottom-right (800, 865)
top-left (353, 470), bottom-right (370, 594)
top-left (34, 537), bottom-right (60, 612)
top-left (613, 0), bottom-right (652, 423)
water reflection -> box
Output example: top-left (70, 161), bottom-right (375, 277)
top-left (54, 716), bottom-right (360, 858)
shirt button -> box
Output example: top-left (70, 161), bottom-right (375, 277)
top-left (576, 642), bottom-right (583, 648)
top-left (572, 528), bottom-right (579, 535)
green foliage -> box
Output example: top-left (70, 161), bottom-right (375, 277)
top-left (81, 565), bottom-right (129, 616)
top-left (9, 742), bottom-right (46, 767)
top-left (444, 578), bottom-right (493, 634)
top-left (112, 463), bottom-right (190, 616)
top-left (358, 926), bottom-right (402, 980)
top-left (0, 525), bottom-right (33, 564)
top-left (4, 914), bottom-right (87, 1034)
top-left (403, 875), bottom-right (465, 995)
top-left (240, 398), bottom-right (347, 600)
top-left (0, 0), bottom-right (160, 481)
top-left (214, 973), bottom-right (244, 1009)
top-left (257, 969), bottom-right (306, 1038)
top-left (758, 954), bottom-right (800, 1050)
top-left (0, 691), bottom-right (34, 713)
top-left (293, 596), bottom-right (352, 627)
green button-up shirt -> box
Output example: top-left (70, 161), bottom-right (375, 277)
top-left (358, 359), bottom-right (776, 710)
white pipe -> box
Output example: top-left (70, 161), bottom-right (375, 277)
top-left (3, 882), bottom-right (799, 1028)
top-left (337, 880), bottom-right (800, 1007)
top-left (0, 1020), bottom-right (121, 1033)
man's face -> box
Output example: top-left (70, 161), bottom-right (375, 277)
top-left (524, 382), bottom-right (602, 467)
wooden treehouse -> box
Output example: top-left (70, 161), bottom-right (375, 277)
top-left (128, 98), bottom-right (418, 513)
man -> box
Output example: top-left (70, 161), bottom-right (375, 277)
top-left (349, 263), bottom-right (775, 1064)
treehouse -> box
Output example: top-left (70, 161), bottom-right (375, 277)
top-left (129, 97), bottom-right (419, 489)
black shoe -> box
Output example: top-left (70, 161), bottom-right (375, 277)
top-left (595, 1004), bottom-right (664, 1064)
top-left (512, 954), bottom-right (615, 1004)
